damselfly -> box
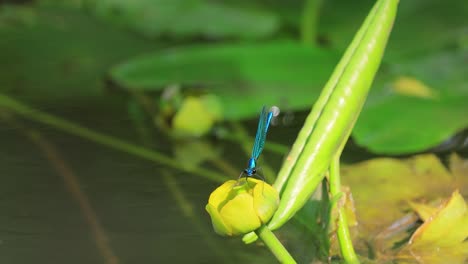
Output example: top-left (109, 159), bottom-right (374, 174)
top-left (241, 106), bottom-right (279, 179)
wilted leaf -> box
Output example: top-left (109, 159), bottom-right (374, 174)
top-left (398, 190), bottom-right (468, 264)
top-left (341, 154), bottom-right (460, 235)
top-left (408, 200), bottom-right (440, 222)
top-left (340, 186), bottom-right (358, 227)
top-left (449, 153), bottom-right (468, 195)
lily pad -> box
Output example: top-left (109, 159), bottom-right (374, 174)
top-left (86, 0), bottom-right (280, 39)
top-left (110, 41), bottom-right (339, 120)
top-left (0, 5), bottom-right (155, 104)
top-left (353, 50), bottom-right (468, 154)
top-left (319, 0), bottom-right (468, 60)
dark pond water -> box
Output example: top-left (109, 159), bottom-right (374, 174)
top-left (0, 101), bottom-right (288, 264)
top-left (2, 98), bottom-right (464, 264)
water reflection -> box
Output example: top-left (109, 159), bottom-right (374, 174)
top-left (0, 106), bottom-right (275, 264)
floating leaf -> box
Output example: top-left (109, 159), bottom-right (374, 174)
top-left (0, 5), bottom-right (155, 103)
top-left (353, 50), bottom-right (468, 154)
top-left (408, 200), bottom-right (440, 222)
top-left (449, 153), bottom-right (468, 195)
top-left (398, 190), bottom-right (468, 264)
top-left (318, 0), bottom-right (468, 154)
top-left (88, 0), bottom-right (279, 39)
top-left (111, 41), bottom-right (339, 120)
top-left (341, 154), bottom-right (460, 235)
top-left (319, 0), bottom-right (468, 60)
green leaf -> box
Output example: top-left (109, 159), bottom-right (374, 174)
top-left (319, 0), bottom-right (468, 60)
top-left (110, 41), bottom-right (339, 120)
top-left (0, 5), bottom-right (155, 104)
top-left (267, 0), bottom-right (399, 230)
top-left (87, 0), bottom-right (280, 39)
top-left (353, 50), bottom-right (468, 154)
top-left (354, 95), bottom-right (468, 154)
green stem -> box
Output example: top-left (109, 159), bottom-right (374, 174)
top-left (329, 155), bottom-right (359, 264)
top-left (0, 93), bottom-right (228, 183)
top-left (270, 0), bottom-right (399, 230)
top-left (255, 225), bottom-right (296, 264)
top-left (300, 0), bottom-right (323, 45)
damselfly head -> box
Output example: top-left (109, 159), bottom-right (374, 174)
top-left (270, 106), bottom-right (281, 117)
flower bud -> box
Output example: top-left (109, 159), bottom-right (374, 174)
top-left (172, 95), bottom-right (222, 137)
top-left (205, 178), bottom-right (279, 236)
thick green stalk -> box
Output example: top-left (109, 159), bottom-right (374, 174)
top-left (0, 93), bottom-right (228, 183)
top-left (329, 155), bottom-right (359, 264)
top-left (270, 0), bottom-right (399, 230)
top-left (256, 225), bottom-right (296, 264)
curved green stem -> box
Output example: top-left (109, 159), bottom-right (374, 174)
top-left (301, 0), bottom-right (323, 45)
top-left (0, 93), bottom-right (228, 183)
top-left (255, 225), bottom-right (296, 264)
top-left (329, 155), bottom-right (359, 264)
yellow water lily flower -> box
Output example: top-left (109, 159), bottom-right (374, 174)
top-left (206, 178), bottom-right (279, 236)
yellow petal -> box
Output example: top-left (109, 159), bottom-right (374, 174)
top-left (205, 204), bottom-right (232, 236)
top-left (207, 180), bottom-right (237, 207)
top-left (220, 192), bottom-right (261, 235)
top-left (253, 181), bottom-right (279, 223)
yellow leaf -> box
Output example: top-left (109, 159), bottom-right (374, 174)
top-left (409, 190), bottom-right (468, 247)
top-left (392, 76), bottom-right (438, 99)
top-left (341, 154), bottom-right (455, 235)
top-left (398, 190), bottom-right (468, 264)
top-left (408, 200), bottom-right (439, 222)
top-left (449, 153), bottom-right (468, 195)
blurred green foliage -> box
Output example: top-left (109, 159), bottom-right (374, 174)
top-left (87, 0), bottom-right (280, 38)
top-left (111, 41), bottom-right (339, 119)
top-left (1, 0), bottom-right (467, 154)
